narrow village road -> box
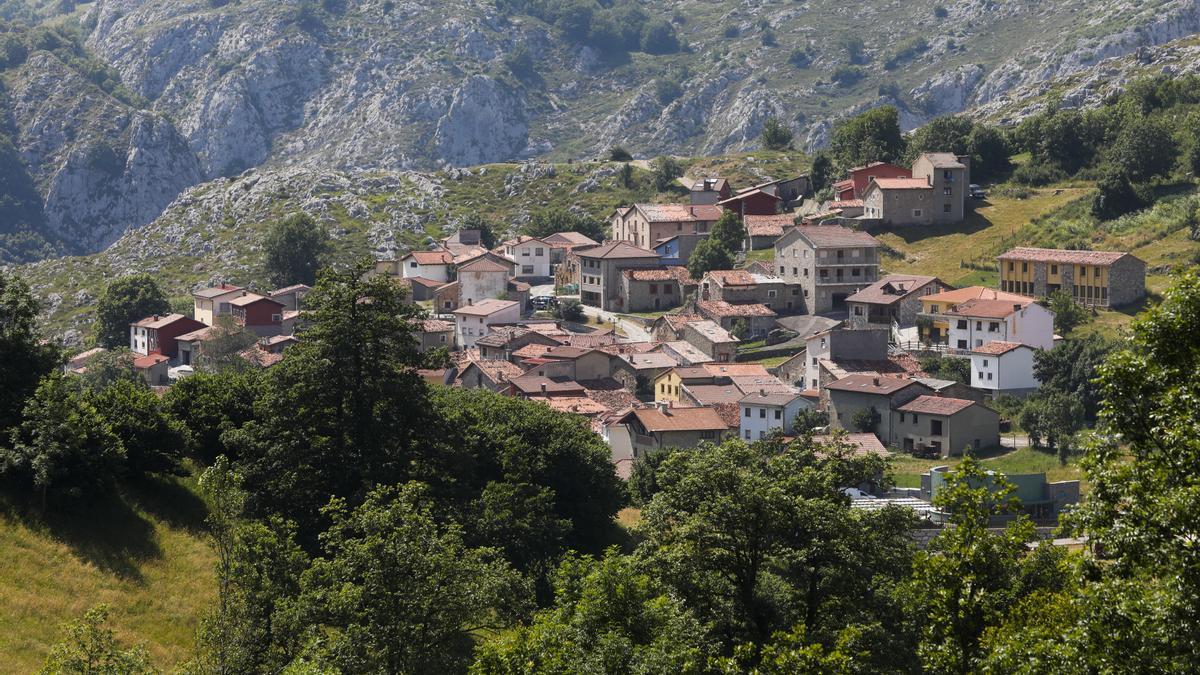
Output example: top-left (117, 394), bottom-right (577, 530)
top-left (576, 303), bottom-right (652, 342)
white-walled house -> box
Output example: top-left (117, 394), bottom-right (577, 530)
top-left (738, 390), bottom-right (811, 441)
top-left (400, 250), bottom-right (454, 282)
top-left (944, 298), bottom-right (1054, 351)
top-left (499, 236), bottom-right (552, 279)
top-left (452, 299), bottom-right (522, 349)
top-left (970, 341), bottom-right (1040, 396)
top-left (192, 283), bottom-right (247, 325)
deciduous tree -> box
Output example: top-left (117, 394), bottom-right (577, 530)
top-left (95, 273), bottom-right (170, 349)
top-left (0, 271), bottom-right (60, 434)
top-left (262, 213), bottom-right (331, 288)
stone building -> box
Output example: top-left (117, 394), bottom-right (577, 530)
top-left (845, 274), bottom-right (951, 328)
top-left (997, 247), bottom-right (1146, 308)
top-left (576, 242), bottom-right (662, 311)
top-left (774, 224), bottom-right (881, 313)
top-left (610, 204), bottom-right (722, 250)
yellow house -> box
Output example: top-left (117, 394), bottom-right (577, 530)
top-left (918, 286), bottom-right (1030, 344)
top-left (653, 365), bottom-right (719, 402)
top-left (997, 247), bottom-right (1146, 308)
top-left (192, 284), bottom-right (247, 326)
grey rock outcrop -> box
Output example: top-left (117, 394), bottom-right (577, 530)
top-left (434, 76), bottom-right (529, 167)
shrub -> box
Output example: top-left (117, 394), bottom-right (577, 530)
top-left (831, 65), bottom-right (864, 86)
top-left (934, 5), bottom-right (949, 18)
top-left (504, 45), bottom-right (536, 81)
top-left (760, 117), bottom-right (793, 150)
top-left (724, 26), bottom-right (739, 39)
top-left (654, 77), bottom-right (683, 106)
top-left (1010, 161), bottom-right (1067, 187)
top-left (556, 299), bottom-right (585, 323)
top-left (788, 47), bottom-right (812, 69)
top-left (640, 20), bottom-right (679, 55)
top-left (608, 146), bottom-right (633, 161)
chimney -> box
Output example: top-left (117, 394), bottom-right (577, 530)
top-left (760, 388), bottom-right (766, 397)
top-left (873, 377), bottom-right (881, 386)
top-left (1013, 304), bottom-right (1022, 312)
top-left (540, 382), bottom-right (547, 395)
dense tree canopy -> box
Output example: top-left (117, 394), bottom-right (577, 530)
top-left (687, 237), bottom-right (735, 280)
top-left (262, 212), bottom-right (331, 288)
top-left (0, 271), bottom-right (60, 434)
top-left (95, 273), bottom-right (170, 349)
top-left (829, 106), bottom-right (905, 172)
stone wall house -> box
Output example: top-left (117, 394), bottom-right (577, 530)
top-left (654, 232), bottom-right (710, 266)
top-left (801, 326), bottom-right (890, 392)
top-left (651, 313), bottom-right (703, 342)
top-left (452, 299), bottom-right (522, 349)
top-left (416, 319), bottom-right (455, 352)
top-left (680, 319), bottom-right (739, 363)
top-left (458, 359), bottom-right (525, 393)
top-left (576, 242), bottom-right (662, 311)
top-left (861, 178), bottom-right (935, 225)
top-left (845, 274), bottom-right (951, 329)
top-left (610, 204), bottom-right (722, 250)
top-left (825, 374), bottom-right (933, 442)
top-left (891, 396), bottom-right (999, 457)
top-left (775, 351), bottom-right (808, 388)
top-left (615, 404), bottom-right (732, 454)
top-left (774, 225), bottom-right (881, 314)
top-left (997, 247), bottom-right (1146, 308)
top-left (912, 152), bottom-right (969, 224)
top-left (621, 269), bottom-right (683, 312)
top-left (833, 162), bottom-right (912, 201)
top-left (456, 253), bottom-right (517, 308)
top-left (474, 326), bottom-right (562, 361)
top-left (696, 300), bottom-right (778, 338)
top-left (744, 214), bottom-right (794, 250)
top-left (701, 269), bottom-right (793, 313)
top-left (689, 177), bottom-right (732, 205)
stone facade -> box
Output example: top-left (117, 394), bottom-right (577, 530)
top-left (998, 248), bottom-right (1146, 308)
top-left (774, 225), bottom-right (881, 314)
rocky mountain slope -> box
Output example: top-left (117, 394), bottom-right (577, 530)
top-left (2, 0), bottom-right (1200, 261)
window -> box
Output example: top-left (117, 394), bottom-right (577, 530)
top-left (978, 371), bottom-right (984, 379)
top-left (649, 284), bottom-right (658, 295)
top-left (944, 187), bottom-right (953, 196)
top-left (852, 249), bottom-right (861, 258)
top-left (943, 203), bottom-right (952, 213)
top-left (931, 420), bottom-right (944, 435)
top-left (1008, 262), bottom-right (1014, 272)
top-left (975, 339), bottom-right (983, 347)
top-left (409, 261), bottom-right (418, 268)
top-left (774, 410), bottom-right (781, 420)
top-left (957, 320), bottom-right (967, 329)
top-left (745, 429), bottom-right (752, 440)
top-left (767, 290), bottom-right (777, 298)
top-left (522, 265), bottom-right (534, 275)
top-left (535, 247), bottom-right (544, 256)
top-left (899, 413), bottom-right (905, 423)
top-left (811, 358), bottom-right (818, 366)
top-left (854, 306), bottom-right (863, 316)
top-left (1022, 262), bottom-right (1028, 273)
top-left (811, 379), bottom-right (817, 388)
top-left (758, 430), bottom-right (766, 439)
top-left (780, 266), bottom-right (786, 274)
top-left (759, 409), bottom-right (766, 419)
top-left (744, 407), bottom-right (751, 418)
top-left (271, 313), bottom-right (282, 322)
top-left (982, 359), bottom-right (989, 367)
top-left (912, 414), bottom-right (918, 424)
top-left (819, 269), bottom-right (828, 278)
top-left (975, 321), bottom-right (983, 331)
top-left (521, 248), bottom-right (530, 257)
top-left (663, 285), bottom-right (673, 294)
top-left (943, 169), bottom-right (952, 180)
top-left (803, 269), bottom-right (809, 277)
top-left (852, 268), bottom-right (860, 277)
top-left (957, 340), bottom-right (967, 349)
top-left (987, 372), bottom-right (993, 381)
top-left (913, 209), bottom-right (923, 217)
top-left (820, 337), bottom-right (827, 348)
top-left (440, 334), bottom-right (446, 343)
top-left (793, 267), bottom-right (799, 276)
top-left (988, 322), bottom-right (999, 332)
top-left (1050, 264), bottom-right (1058, 275)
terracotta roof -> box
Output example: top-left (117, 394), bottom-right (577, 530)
top-left (829, 199), bottom-right (865, 208)
top-left (825, 373), bottom-right (920, 396)
top-left (562, 333), bottom-right (620, 348)
top-left (697, 300), bottom-right (777, 318)
top-left (132, 353), bottom-right (169, 369)
top-left (744, 214), bottom-right (794, 237)
top-left (997, 247), bottom-right (1134, 266)
top-left (452, 299), bottom-right (520, 316)
top-left (230, 293), bottom-right (284, 308)
top-left (451, 246), bottom-right (491, 264)
top-left (656, 313), bottom-right (702, 331)
top-left (541, 345), bottom-right (602, 360)
top-left (920, 152), bottom-right (966, 169)
top-left (543, 232), bottom-right (600, 248)
top-left (812, 433), bottom-right (888, 457)
top-left (973, 340), bottom-right (1029, 355)
top-left (945, 298), bottom-right (1033, 319)
top-left (706, 270), bottom-right (755, 286)
top-left (702, 363), bottom-right (771, 378)
top-left (833, 178), bottom-right (854, 190)
top-left (923, 286), bottom-right (1031, 306)
top-left (420, 319), bottom-right (455, 332)
top-left (870, 178), bottom-right (932, 190)
top-left (598, 341), bottom-right (657, 356)
top-left (457, 256), bottom-right (512, 273)
top-left (711, 401), bottom-right (743, 428)
top-left (792, 224), bottom-right (879, 248)
top-left (512, 343), bottom-right (555, 359)
top-left (407, 276), bottom-right (447, 288)
top-left (624, 268), bottom-right (679, 281)
top-left (626, 405), bottom-right (730, 432)
top-left (576, 241), bottom-right (660, 260)
top-left (635, 203), bottom-right (723, 222)
top-left (193, 283), bottom-right (244, 299)
top-left (579, 378), bottom-right (640, 412)
top-left (239, 347), bottom-right (284, 368)
top-left (895, 395), bottom-right (976, 416)
top-left (465, 359), bottom-right (525, 384)
top-left (536, 396), bottom-right (610, 415)
top-left (728, 375), bottom-right (796, 395)
top-left (404, 249), bottom-right (454, 265)
top-left (669, 365), bottom-right (717, 381)
top-left (131, 313), bottom-right (191, 329)
top-left (845, 275), bottom-right (940, 306)
top-left (475, 326), bottom-right (539, 348)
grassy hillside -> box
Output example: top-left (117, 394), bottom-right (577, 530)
top-left (0, 474), bottom-right (214, 671)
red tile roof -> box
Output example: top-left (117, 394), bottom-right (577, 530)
top-left (636, 204), bottom-right (723, 222)
top-left (509, 375), bottom-right (587, 396)
top-left (625, 405), bottom-right (730, 432)
top-left (697, 300), bottom-right (777, 318)
top-left (420, 319), bottom-right (455, 332)
top-left (132, 353), bottom-right (169, 369)
top-left (829, 199), bottom-right (865, 208)
top-left (945, 298), bottom-right (1033, 319)
top-left (192, 283), bottom-right (244, 299)
top-left (997, 247), bottom-right (1135, 266)
top-left (870, 178), bottom-right (932, 190)
top-left (457, 256), bottom-right (512, 273)
top-left (404, 249), bottom-right (454, 265)
top-left (825, 373), bottom-right (920, 396)
top-left (744, 214), bottom-right (794, 238)
top-left (812, 433), bottom-right (888, 457)
top-left (792, 224), bottom-right (879, 248)
top-left (576, 242), bottom-right (660, 260)
top-left (973, 340), bottom-right (1029, 355)
top-left (452, 299), bottom-right (520, 316)
top-left (624, 268), bottom-right (679, 281)
top-left (465, 359), bottom-right (525, 384)
top-left (706, 269), bottom-right (756, 286)
top-left (895, 395), bottom-right (977, 416)
top-left (846, 275), bottom-right (940, 305)
top-left (239, 348), bottom-right (285, 368)
top-left (701, 363), bottom-right (772, 378)
top-left (543, 232), bottom-right (600, 248)
top-left (407, 276), bottom-right (447, 288)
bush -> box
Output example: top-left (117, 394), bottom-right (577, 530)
top-left (759, 117), bottom-right (793, 150)
top-left (788, 47), bottom-right (812, 69)
top-left (883, 36), bottom-right (928, 70)
top-left (1092, 168), bottom-right (1149, 221)
top-left (556, 299), bottom-right (585, 323)
top-left (608, 146), bottom-right (633, 161)
top-left (504, 45), bottom-right (536, 81)
top-left (723, 26), bottom-right (739, 39)
top-left (831, 65), bottom-right (864, 86)
top-left (654, 77), bottom-right (682, 105)
top-left (934, 5), bottom-right (948, 18)
top-left (640, 20), bottom-right (679, 55)
top-left (651, 156), bottom-right (684, 191)
top-left (1010, 161), bottom-right (1067, 187)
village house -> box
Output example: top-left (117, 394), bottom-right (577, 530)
top-left (498, 235), bottom-right (553, 279)
top-left (174, 326), bottom-right (215, 367)
top-left (654, 340), bottom-right (713, 366)
top-left (458, 358), bottom-right (526, 393)
top-left (474, 326), bottom-right (562, 361)
top-left (918, 287), bottom-right (1053, 349)
top-left (827, 199), bottom-right (865, 218)
top-left (543, 232), bottom-right (600, 269)
top-left (133, 353), bottom-right (170, 386)
top-left (860, 153), bottom-right (969, 226)
top-left (747, 176), bottom-right (811, 207)
top-left (825, 374), bottom-right (934, 442)
top-left (718, 188), bottom-right (781, 217)
top-left (801, 325), bottom-right (890, 392)
top-left (845, 274), bottom-right (951, 329)
top-left (440, 228), bottom-right (484, 257)
top-left (652, 363), bottom-right (784, 404)
top-left (892, 396), bottom-right (1000, 457)
top-left (613, 404), bottom-right (732, 455)
top-left (192, 283), bottom-right (247, 325)
top-left (610, 204), bottom-right (722, 250)
top-left (507, 375), bottom-right (588, 399)
top-left (834, 161), bottom-right (912, 201)
top-left (774, 224), bottom-right (881, 313)
top-left (262, 334), bottom-right (299, 354)
top-left (230, 293), bottom-right (286, 337)
top-left (398, 249), bottom-right (455, 282)
top-left (696, 300), bottom-right (777, 338)
top-left (680, 319), bottom-right (739, 362)
top-left (969, 341), bottom-right (1040, 397)
top-left (611, 351), bottom-right (681, 396)
top-left (129, 314), bottom-right (206, 360)
top-left (700, 269), bottom-right (794, 313)
top-left (738, 389), bottom-right (812, 441)
top-left (914, 376), bottom-right (985, 404)
top-left (65, 347), bottom-right (106, 375)
top-left (576, 242), bottom-right (662, 311)
top-left (269, 284), bottom-right (311, 312)
top-left (401, 276), bottom-right (446, 302)
top-left (620, 268), bottom-right (684, 312)
top-left (690, 177), bottom-right (733, 205)
top-left (653, 233), bottom-right (709, 266)
top-left (518, 346), bottom-right (613, 382)
top-left (650, 313), bottom-right (703, 342)
top-left (416, 319), bottom-right (455, 352)
top-left (743, 214), bottom-right (795, 250)
top-left (997, 247), bottom-right (1146, 308)
top-left (453, 299), bottom-right (522, 349)
top-left (436, 253), bottom-right (527, 313)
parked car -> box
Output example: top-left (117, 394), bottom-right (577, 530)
top-left (969, 184), bottom-right (986, 199)
top-left (531, 295), bottom-right (559, 310)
